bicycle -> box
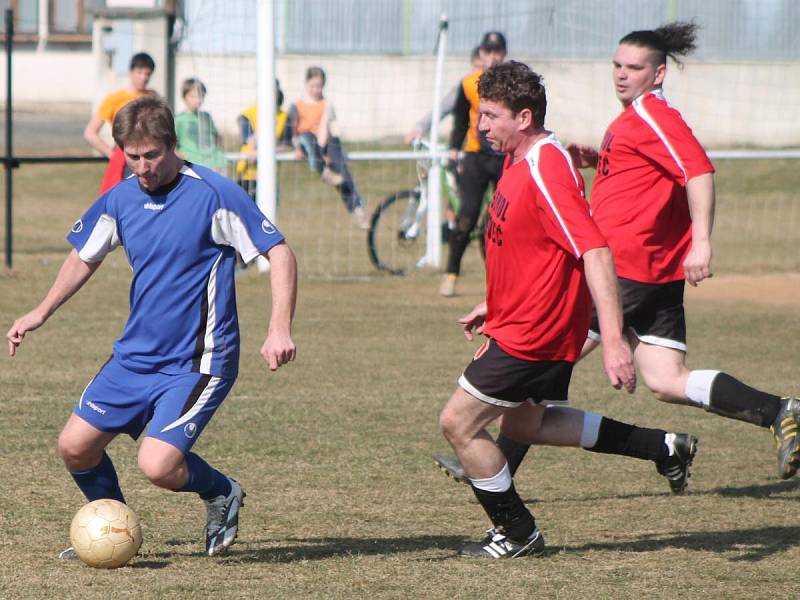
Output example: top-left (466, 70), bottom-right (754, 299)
top-left (367, 140), bottom-right (490, 275)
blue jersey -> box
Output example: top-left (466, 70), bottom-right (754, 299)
top-left (67, 163), bottom-right (285, 378)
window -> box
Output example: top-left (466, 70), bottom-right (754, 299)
top-left (49, 0), bottom-right (105, 36)
top-left (0, 0), bottom-right (39, 38)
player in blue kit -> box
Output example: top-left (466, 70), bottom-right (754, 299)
top-left (6, 96), bottom-right (298, 558)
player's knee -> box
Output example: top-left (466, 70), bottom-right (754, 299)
top-left (643, 377), bottom-right (684, 403)
top-left (439, 407), bottom-right (460, 443)
top-left (456, 214), bottom-right (477, 234)
top-left (651, 389), bottom-right (672, 402)
top-left (57, 432), bottom-right (97, 470)
top-left (137, 453), bottom-right (179, 488)
top-left (439, 408), bottom-right (472, 447)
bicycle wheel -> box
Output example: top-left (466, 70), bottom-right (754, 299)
top-left (367, 189), bottom-right (425, 275)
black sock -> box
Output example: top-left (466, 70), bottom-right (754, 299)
top-left (496, 433), bottom-right (531, 477)
top-left (707, 372), bottom-right (782, 427)
top-left (585, 417), bottom-right (668, 462)
top-left (471, 483), bottom-right (535, 541)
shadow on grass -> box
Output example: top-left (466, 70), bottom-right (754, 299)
top-left (221, 534), bottom-right (465, 563)
top-left (523, 477), bottom-right (800, 505)
top-left (129, 523), bottom-right (798, 564)
top-left (564, 525), bottom-right (800, 562)
top-left (709, 478), bottom-right (800, 498)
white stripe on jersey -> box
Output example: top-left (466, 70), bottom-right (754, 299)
top-left (210, 208), bottom-right (263, 263)
top-left (160, 376), bottom-right (222, 432)
top-left (199, 253), bottom-right (223, 374)
top-left (77, 214), bottom-right (120, 263)
top-left (180, 164), bottom-right (202, 179)
top-left (632, 91), bottom-right (688, 181)
top-left (550, 140), bottom-right (586, 198)
top-left (526, 136), bottom-right (582, 257)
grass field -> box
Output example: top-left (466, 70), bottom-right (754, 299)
top-left (1, 162), bottom-right (799, 599)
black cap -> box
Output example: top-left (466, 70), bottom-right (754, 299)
top-left (480, 31), bottom-right (507, 53)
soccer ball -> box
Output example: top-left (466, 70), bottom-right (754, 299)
top-left (69, 499), bottom-right (143, 568)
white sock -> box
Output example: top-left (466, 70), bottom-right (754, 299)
top-left (685, 370), bottom-right (720, 408)
top-left (470, 462), bottom-right (512, 493)
top-left (579, 412), bottom-right (603, 448)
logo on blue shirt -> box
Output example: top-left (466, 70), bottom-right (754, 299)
top-left (71, 219), bottom-right (83, 233)
top-left (261, 219), bottom-right (276, 234)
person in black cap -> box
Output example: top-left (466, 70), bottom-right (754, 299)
top-left (439, 32), bottom-right (507, 297)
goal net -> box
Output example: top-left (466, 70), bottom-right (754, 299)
top-left (175, 0), bottom-right (800, 278)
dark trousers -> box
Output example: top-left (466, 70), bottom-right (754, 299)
top-left (446, 152), bottom-right (504, 275)
top-left (298, 132), bottom-right (362, 212)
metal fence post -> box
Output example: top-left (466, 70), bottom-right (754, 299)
top-left (5, 7), bottom-right (13, 270)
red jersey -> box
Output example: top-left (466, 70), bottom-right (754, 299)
top-left (483, 134), bottom-right (608, 362)
top-left (590, 90), bottom-right (715, 283)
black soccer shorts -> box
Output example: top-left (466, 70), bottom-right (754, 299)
top-left (459, 339), bottom-right (574, 407)
top-left (588, 278), bottom-right (686, 351)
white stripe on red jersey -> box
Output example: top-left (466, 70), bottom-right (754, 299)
top-left (590, 90), bottom-right (715, 283)
top-left (482, 134), bottom-right (607, 362)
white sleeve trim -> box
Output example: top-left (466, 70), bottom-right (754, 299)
top-left (77, 214), bottom-right (120, 263)
top-left (210, 207), bottom-right (263, 263)
top-left (632, 93), bottom-right (688, 182)
top-left (526, 136), bottom-right (582, 258)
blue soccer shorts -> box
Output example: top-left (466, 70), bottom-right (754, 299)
top-left (74, 356), bottom-right (236, 453)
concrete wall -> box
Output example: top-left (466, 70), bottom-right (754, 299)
top-left (2, 50), bottom-right (797, 149)
top-left (177, 54), bottom-right (799, 149)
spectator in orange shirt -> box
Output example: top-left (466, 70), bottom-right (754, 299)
top-left (83, 53), bottom-right (157, 194)
top-left (287, 66), bottom-right (368, 228)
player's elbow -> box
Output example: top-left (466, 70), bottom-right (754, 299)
top-left (266, 242), bottom-right (296, 267)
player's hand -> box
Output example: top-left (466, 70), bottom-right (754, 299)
top-left (565, 143), bottom-right (599, 169)
top-left (293, 148), bottom-right (304, 161)
top-left (459, 301), bottom-right (488, 341)
top-left (448, 149), bottom-right (462, 173)
top-left (6, 310), bottom-right (47, 357)
top-left (601, 337), bottom-right (636, 393)
top-left (260, 330), bottom-right (296, 371)
top-left (404, 130), bottom-right (421, 145)
top-left (684, 240), bottom-right (713, 287)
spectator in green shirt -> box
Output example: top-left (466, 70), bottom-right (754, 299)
top-left (175, 78), bottom-right (225, 172)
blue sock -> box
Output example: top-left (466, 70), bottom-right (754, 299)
top-left (178, 452), bottom-right (232, 500)
top-left (70, 452), bottom-right (126, 503)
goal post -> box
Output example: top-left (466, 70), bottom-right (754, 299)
top-left (255, 0), bottom-right (276, 272)
top-left (422, 14), bottom-right (448, 270)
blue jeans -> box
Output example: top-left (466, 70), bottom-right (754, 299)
top-left (298, 132), bottom-right (362, 212)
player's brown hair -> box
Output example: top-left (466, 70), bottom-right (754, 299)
top-left (620, 21), bottom-right (699, 67)
top-left (112, 96), bottom-right (177, 150)
top-left (478, 61), bottom-right (547, 129)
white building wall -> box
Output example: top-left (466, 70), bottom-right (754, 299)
top-left (177, 54), bottom-right (799, 149)
top-left (1, 50), bottom-right (797, 149)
